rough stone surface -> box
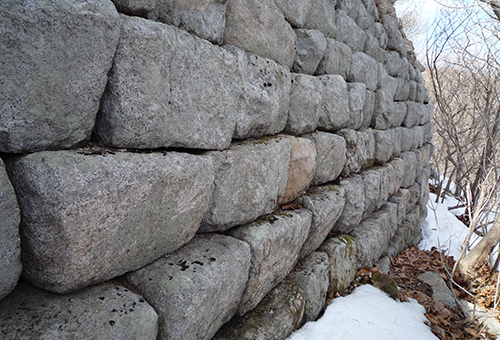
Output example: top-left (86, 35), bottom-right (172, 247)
top-left (316, 39), bottom-right (353, 78)
top-left (127, 234), bottom-right (252, 340)
top-left (384, 16), bottom-right (406, 56)
top-left (389, 157), bottom-right (405, 191)
top-left (362, 167), bottom-right (382, 218)
top-left (224, 0), bottom-right (296, 68)
top-left (400, 127), bottom-right (415, 152)
top-left (347, 82), bottom-right (367, 130)
top-left (200, 137), bottom-right (290, 232)
top-left (319, 235), bottom-right (357, 293)
top-left (297, 185), bottom-right (346, 258)
top-left (335, 10), bottom-right (366, 52)
top-left (303, 0), bottom-right (337, 38)
top-left (5, 150), bottom-right (214, 293)
top-left (418, 271), bottom-right (457, 309)
top-left (212, 279), bottom-right (306, 340)
top-left (373, 129), bottom-right (394, 164)
top-left (304, 132), bottom-right (346, 186)
top-left (0, 282), bottom-right (158, 340)
top-left (347, 52), bottom-right (378, 91)
top-left (229, 209), bottom-right (312, 316)
top-left (401, 151), bottom-right (418, 188)
top-left (226, 47), bottom-right (291, 139)
top-left (285, 74), bottom-right (322, 135)
top-left (288, 252), bottom-right (330, 322)
top-left (112, 0), bottom-right (155, 16)
top-left (383, 50), bottom-right (409, 78)
top-left (371, 89), bottom-right (396, 130)
top-left (281, 137), bottom-right (316, 204)
top-left (0, 0), bottom-right (120, 153)
top-left (362, 90), bottom-right (376, 128)
top-left (0, 159), bottom-right (21, 300)
top-left (292, 29), bottom-right (327, 75)
top-left (339, 128), bottom-right (375, 175)
top-left (334, 175), bottom-right (365, 233)
top-left (274, 0), bottom-right (311, 27)
top-left (351, 209), bottom-right (394, 268)
top-left (95, 15), bottom-right (239, 150)
top-left (389, 127), bottom-right (402, 157)
top-left (317, 75), bottom-right (351, 131)
top-left (147, 0), bottom-right (226, 44)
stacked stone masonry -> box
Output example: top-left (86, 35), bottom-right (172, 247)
top-left (0, 0), bottom-right (433, 339)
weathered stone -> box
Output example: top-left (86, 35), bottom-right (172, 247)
top-left (347, 52), bottom-right (379, 91)
top-left (319, 235), bottom-right (357, 293)
top-left (371, 88), bottom-right (395, 130)
top-left (226, 47), bottom-right (291, 139)
top-left (393, 102), bottom-right (408, 127)
top-left (95, 16), bottom-right (239, 150)
top-left (297, 185), bottom-right (346, 258)
top-left (0, 282), bottom-right (158, 340)
top-left (303, 0), bottom-right (337, 38)
top-left (281, 137), bottom-right (316, 204)
top-left (334, 175), bottom-right (365, 233)
top-left (361, 0), bottom-right (378, 22)
top-left (5, 150), bottom-right (214, 293)
top-left (274, 0), bottom-right (311, 27)
top-left (127, 234), bottom-right (252, 340)
top-left (372, 22), bottom-right (388, 49)
top-left (416, 83), bottom-right (430, 103)
top-left (339, 128), bottom-right (375, 175)
top-left (0, 0), bottom-right (120, 153)
top-left (336, 10), bottom-right (366, 52)
top-left (399, 127), bottom-right (415, 152)
top-left (316, 39), bottom-right (353, 78)
top-left (224, 0), bottom-right (296, 68)
top-left (112, 0), bottom-right (155, 16)
top-left (377, 66), bottom-right (398, 96)
top-left (347, 82), bottom-right (367, 130)
top-left (356, 0), bottom-right (375, 29)
top-left (383, 50), bottom-right (409, 78)
top-left (373, 129), bottom-right (394, 164)
top-left (317, 75), bottom-right (350, 131)
top-left (389, 127), bottom-right (402, 157)
top-left (412, 125), bottom-right (425, 149)
top-left (304, 132), bottom-right (346, 186)
top-left (423, 104), bottom-right (435, 125)
top-left (403, 102), bottom-right (425, 128)
top-left (423, 122), bottom-right (435, 144)
top-left (147, 0), bottom-right (226, 44)
top-left (285, 74), bottom-right (322, 135)
top-left (362, 90), bottom-right (376, 128)
top-left (401, 151), bottom-right (418, 188)
top-left (384, 16), bottom-right (406, 56)
top-left (388, 190), bottom-right (410, 225)
top-left (379, 163), bottom-right (397, 206)
top-left (200, 138), bottom-right (290, 232)
top-left (363, 30), bottom-right (384, 62)
top-left (212, 279), bottom-right (306, 340)
top-left (389, 157), bottom-right (405, 190)
top-left (0, 159), bottom-right (21, 300)
top-left (362, 168), bottom-right (382, 219)
top-left (288, 252), bottom-right (330, 322)
top-left (292, 29), bottom-right (327, 75)
top-left (418, 271), bottom-right (457, 308)
top-left (229, 209), bottom-right (312, 315)
top-left (337, 0), bottom-right (360, 19)
top-left (395, 79), bottom-right (411, 102)
top-left (351, 208), bottom-right (394, 268)
top-left (408, 80), bottom-right (418, 101)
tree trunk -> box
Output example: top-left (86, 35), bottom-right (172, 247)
top-left (458, 212), bottom-right (500, 279)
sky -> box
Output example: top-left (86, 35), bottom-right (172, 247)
top-left (286, 191), bottom-right (478, 340)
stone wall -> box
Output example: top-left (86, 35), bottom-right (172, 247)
top-left (0, 0), bottom-right (433, 339)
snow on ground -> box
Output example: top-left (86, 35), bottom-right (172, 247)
top-left (287, 191), bottom-right (477, 340)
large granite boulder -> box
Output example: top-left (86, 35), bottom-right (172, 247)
top-left (200, 137), bottom-right (291, 232)
top-left (297, 185), bottom-right (346, 258)
top-left (224, 0), bottom-right (296, 68)
top-left (212, 279), bottom-right (306, 340)
top-left (0, 282), bottom-right (158, 340)
top-left (5, 150), bottom-right (214, 293)
top-left (288, 251), bottom-right (330, 322)
top-left (280, 137), bottom-right (316, 204)
top-left (347, 52), bottom-right (379, 91)
top-left (317, 75), bottom-right (351, 131)
top-left (292, 29), bottom-right (327, 75)
top-left (127, 234), bottom-right (252, 340)
top-left (95, 15), bottom-right (239, 150)
top-left (285, 74), bottom-right (322, 135)
top-left (335, 10), bottom-right (366, 52)
top-left (226, 47), bottom-right (291, 139)
top-left (229, 209), bottom-right (312, 316)
top-left (147, 0), bottom-right (227, 44)
top-left (304, 132), bottom-right (346, 186)
top-left (316, 39), bottom-right (353, 78)
top-left (0, 0), bottom-right (120, 153)
top-left (302, 0), bottom-right (337, 38)
top-left (339, 128), bottom-right (375, 175)
top-left (319, 235), bottom-right (357, 293)
top-left (0, 159), bottom-right (21, 300)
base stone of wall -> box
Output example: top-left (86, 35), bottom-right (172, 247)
top-left (5, 150), bottom-right (214, 293)
top-left (126, 234), bottom-right (252, 340)
top-left (0, 159), bottom-right (21, 300)
top-left (319, 235), bottom-right (358, 293)
top-left (212, 279), bottom-right (306, 340)
top-left (0, 282), bottom-right (158, 340)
